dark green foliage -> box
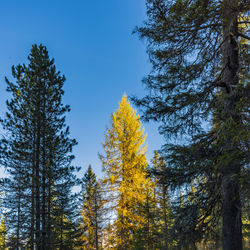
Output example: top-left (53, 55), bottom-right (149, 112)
top-left (80, 165), bottom-right (105, 249)
top-left (1, 44), bottom-right (80, 249)
top-left (133, 153), bottom-right (175, 250)
top-left (133, 0), bottom-right (249, 248)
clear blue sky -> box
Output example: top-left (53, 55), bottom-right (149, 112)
top-left (0, 0), bottom-right (164, 179)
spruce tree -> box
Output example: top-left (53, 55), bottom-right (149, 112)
top-left (100, 94), bottom-right (149, 249)
top-left (133, 1), bottom-right (249, 248)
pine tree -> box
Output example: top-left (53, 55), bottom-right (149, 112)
top-left (1, 44), bottom-right (79, 249)
top-left (1, 61), bottom-right (34, 248)
top-left (100, 94), bottom-right (149, 249)
top-left (133, 1), bottom-right (249, 248)
top-left (79, 165), bottom-right (104, 250)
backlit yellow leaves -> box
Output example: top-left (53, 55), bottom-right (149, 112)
top-left (100, 94), bottom-right (149, 248)
top-left (0, 218), bottom-right (6, 248)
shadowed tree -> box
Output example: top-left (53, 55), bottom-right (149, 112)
top-left (133, 0), bottom-right (249, 249)
top-left (1, 44), bottom-right (79, 249)
top-left (79, 165), bottom-right (104, 250)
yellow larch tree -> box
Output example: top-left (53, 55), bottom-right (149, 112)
top-left (0, 217), bottom-right (7, 248)
top-left (100, 94), bottom-right (149, 249)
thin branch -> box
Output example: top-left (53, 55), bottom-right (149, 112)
top-left (237, 32), bottom-right (250, 40)
top-left (237, 21), bottom-right (250, 24)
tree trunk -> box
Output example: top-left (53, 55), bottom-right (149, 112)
top-left (41, 92), bottom-right (46, 250)
top-left (221, 0), bottom-right (242, 249)
top-left (222, 171), bottom-right (242, 250)
top-left (35, 91), bottom-right (41, 249)
top-left (42, 140), bottom-right (46, 249)
top-left (94, 191), bottom-right (99, 250)
top-left (162, 186), bottom-right (168, 250)
top-left (47, 153), bottom-right (52, 250)
top-left (60, 213), bottom-right (63, 250)
top-left (146, 193), bottom-right (150, 250)
top-left (47, 180), bottom-right (51, 250)
top-left (17, 180), bottom-right (21, 249)
top-left (31, 132), bottom-right (36, 250)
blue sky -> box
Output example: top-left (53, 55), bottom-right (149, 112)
top-left (0, 0), bottom-right (164, 179)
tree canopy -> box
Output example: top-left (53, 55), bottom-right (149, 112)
top-left (100, 94), bottom-right (150, 249)
top-left (133, 0), bottom-right (249, 249)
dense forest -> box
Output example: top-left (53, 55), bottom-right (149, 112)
top-left (0, 0), bottom-right (249, 249)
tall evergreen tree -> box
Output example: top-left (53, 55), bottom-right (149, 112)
top-left (100, 94), bottom-right (149, 249)
top-left (133, 1), bottom-right (249, 249)
top-left (133, 174), bottom-right (161, 250)
top-left (80, 165), bottom-right (104, 250)
top-left (151, 151), bottom-right (174, 249)
top-left (1, 44), bottom-right (79, 249)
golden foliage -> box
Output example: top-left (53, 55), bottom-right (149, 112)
top-left (100, 94), bottom-right (149, 248)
